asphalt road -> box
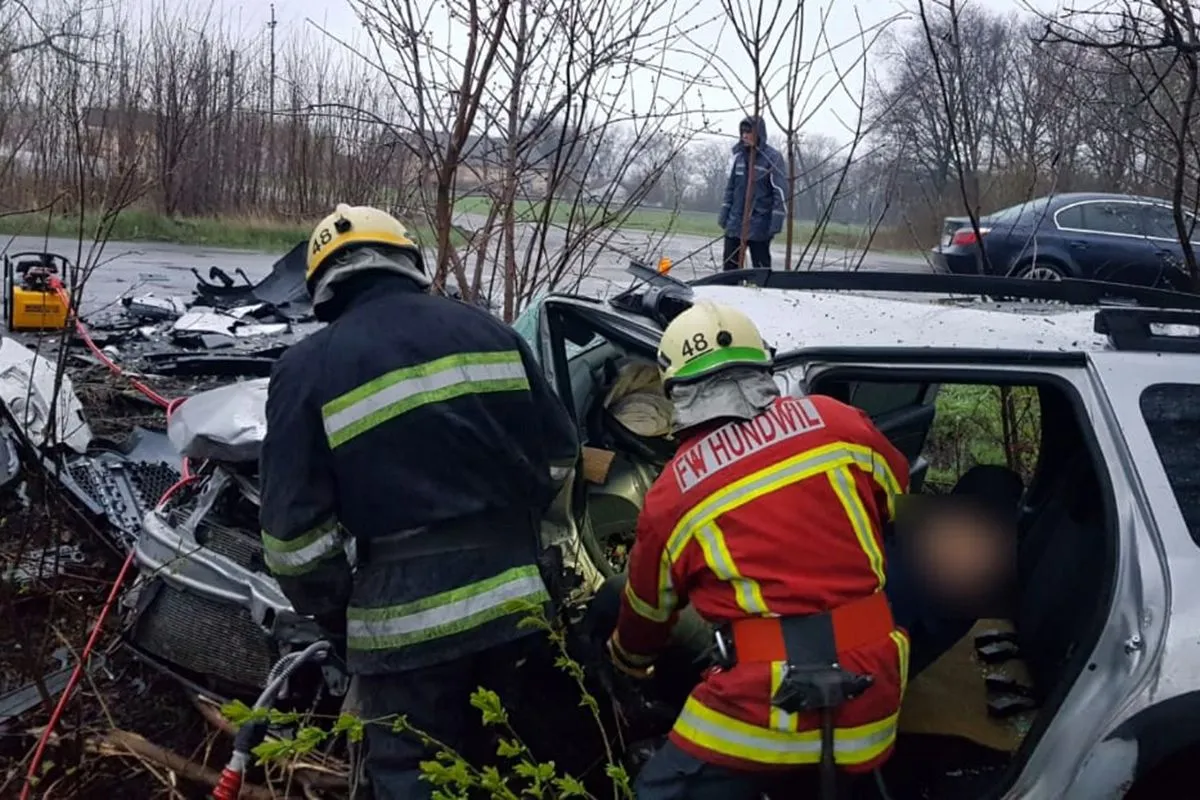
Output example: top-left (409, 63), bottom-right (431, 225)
top-left (2, 227), bottom-right (931, 316)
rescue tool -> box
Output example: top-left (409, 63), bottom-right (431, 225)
top-left (212, 640), bottom-right (334, 800)
top-left (3, 251), bottom-right (72, 332)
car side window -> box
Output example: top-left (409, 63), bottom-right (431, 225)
top-left (847, 382), bottom-right (928, 418)
top-left (1142, 205), bottom-right (1197, 241)
top-left (1079, 202), bottom-right (1144, 236)
top-left (1055, 204), bottom-right (1085, 230)
top-left (1139, 383), bottom-right (1200, 545)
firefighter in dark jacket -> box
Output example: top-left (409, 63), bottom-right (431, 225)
top-left (258, 204), bottom-right (580, 800)
top-left (718, 115), bottom-right (787, 271)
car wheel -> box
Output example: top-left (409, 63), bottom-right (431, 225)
top-left (1016, 262), bottom-right (1067, 281)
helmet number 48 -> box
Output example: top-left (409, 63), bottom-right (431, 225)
top-left (680, 332), bottom-right (710, 358)
top-left (312, 227), bottom-right (333, 256)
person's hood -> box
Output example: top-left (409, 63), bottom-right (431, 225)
top-left (670, 366), bottom-right (780, 433)
top-left (312, 247), bottom-right (429, 321)
top-left (733, 115), bottom-right (769, 152)
top-left (312, 246), bottom-right (430, 321)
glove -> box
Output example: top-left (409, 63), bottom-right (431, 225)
top-left (606, 634), bottom-right (655, 680)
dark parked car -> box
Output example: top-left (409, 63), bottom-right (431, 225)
top-left (931, 193), bottom-right (1197, 291)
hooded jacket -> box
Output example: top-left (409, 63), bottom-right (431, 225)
top-left (718, 116), bottom-right (788, 243)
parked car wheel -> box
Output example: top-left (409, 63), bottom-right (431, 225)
top-left (1015, 262), bottom-right (1068, 281)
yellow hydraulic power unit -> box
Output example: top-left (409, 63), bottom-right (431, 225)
top-left (3, 251), bottom-right (72, 332)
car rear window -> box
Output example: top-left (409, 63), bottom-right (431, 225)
top-left (1139, 383), bottom-right (1200, 544)
top-left (989, 198), bottom-right (1051, 223)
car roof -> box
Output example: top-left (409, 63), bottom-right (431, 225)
top-left (1044, 192), bottom-right (1169, 206)
top-left (686, 284), bottom-right (1112, 354)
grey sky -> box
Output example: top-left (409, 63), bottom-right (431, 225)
top-left (131, 0), bottom-right (1067, 148)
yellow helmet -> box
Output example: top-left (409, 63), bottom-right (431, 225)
top-left (305, 203), bottom-right (424, 293)
top-left (657, 301), bottom-right (771, 389)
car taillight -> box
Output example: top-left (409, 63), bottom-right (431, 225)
top-left (951, 227), bottom-right (991, 247)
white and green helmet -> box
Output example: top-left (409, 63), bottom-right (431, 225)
top-left (656, 301), bottom-right (773, 390)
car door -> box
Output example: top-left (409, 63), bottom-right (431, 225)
top-left (1139, 203), bottom-right (1198, 290)
top-left (1054, 200), bottom-right (1161, 284)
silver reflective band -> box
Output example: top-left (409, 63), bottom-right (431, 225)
top-left (262, 523), bottom-right (343, 577)
top-left (322, 353), bottom-right (529, 448)
top-left (550, 465), bottom-right (572, 481)
top-left (346, 568), bottom-right (548, 649)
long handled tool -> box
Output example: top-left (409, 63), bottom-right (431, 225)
top-left (212, 640), bottom-right (333, 800)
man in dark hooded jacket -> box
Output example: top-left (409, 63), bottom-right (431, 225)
top-left (718, 115), bottom-right (787, 271)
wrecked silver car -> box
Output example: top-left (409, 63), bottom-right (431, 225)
top-left (6, 258), bottom-right (1200, 798)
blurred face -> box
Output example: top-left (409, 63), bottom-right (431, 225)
top-left (910, 505), bottom-right (1015, 614)
top-left (740, 125), bottom-right (756, 146)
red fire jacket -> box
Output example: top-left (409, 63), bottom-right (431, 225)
top-left (613, 394), bottom-right (911, 772)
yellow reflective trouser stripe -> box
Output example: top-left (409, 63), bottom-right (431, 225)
top-left (828, 465), bottom-right (887, 588)
top-left (674, 695), bottom-right (898, 766)
top-left (346, 565), bottom-right (549, 651)
top-left (624, 551), bottom-right (677, 623)
top-left (696, 520), bottom-right (770, 615)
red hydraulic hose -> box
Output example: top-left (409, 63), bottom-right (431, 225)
top-left (18, 283), bottom-right (196, 800)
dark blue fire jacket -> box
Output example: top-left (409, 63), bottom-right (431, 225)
top-left (259, 273), bottom-right (579, 674)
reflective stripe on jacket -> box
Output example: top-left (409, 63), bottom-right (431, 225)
top-left (614, 394), bottom-right (911, 771)
top-left (259, 274), bottom-right (579, 674)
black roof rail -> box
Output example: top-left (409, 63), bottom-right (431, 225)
top-left (692, 268), bottom-right (1200, 311)
top-left (1094, 308), bottom-right (1200, 353)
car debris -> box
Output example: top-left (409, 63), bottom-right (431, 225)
top-left (0, 337), bottom-right (93, 453)
top-left (0, 651), bottom-right (108, 734)
top-left (2, 543), bottom-right (88, 588)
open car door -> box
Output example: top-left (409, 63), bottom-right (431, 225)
top-left (780, 364), bottom-right (938, 493)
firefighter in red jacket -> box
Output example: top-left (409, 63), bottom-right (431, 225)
top-left (607, 300), bottom-right (910, 800)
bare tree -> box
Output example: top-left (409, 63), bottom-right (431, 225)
top-left (1042, 0), bottom-right (1200, 288)
top-left (706, 1), bottom-right (896, 271)
top-left (338, 0), bottom-right (719, 319)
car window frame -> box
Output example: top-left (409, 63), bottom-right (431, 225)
top-left (1139, 203), bottom-right (1200, 244)
top-left (1054, 199), bottom-right (1153, 240)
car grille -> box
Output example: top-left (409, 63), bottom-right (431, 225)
top-left (131, 581), bottom-right (275, 689)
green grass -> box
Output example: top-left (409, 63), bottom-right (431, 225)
top-left (0, 209), bottom-right (450, 253)
top-left (924, 384), bottom-right (1041, 490)
top-left (453, 195), bottom-right (871, 244)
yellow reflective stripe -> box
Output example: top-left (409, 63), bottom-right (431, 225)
top-left (852, 444), bottom-right (901, 520)
top-left (695, 520), bottom-right (769, 615)
top-left (891, 629), bottom-right (911, 701)
top-left (260, 519), bottom-right (343, 577)
top-left (828, 466), bottom-right (886, 589)
top-left (623, 554), bottom-right (677, 623)
top-left (346, 565), bottom-right (548, 650)
top-left (321, 350), bottom-right (530, 449)
top-left (769, 661), bottom-right (798, 732)
top-left (673, 695), bottom-right (897, 766)
top-left (665, 442), bottom-right (901, 566)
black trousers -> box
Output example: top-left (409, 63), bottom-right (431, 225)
top-left (722, 237), bottom-right (772, 271)
top-left (635, 740), bottom-right (860, 799)
top-left (356, 637), bottom-right (533, 800)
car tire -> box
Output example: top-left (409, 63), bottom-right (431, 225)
top-left (1014, 262), bottom-right (1068, 281)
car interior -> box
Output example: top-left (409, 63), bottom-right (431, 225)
top-left (542, 304), bottom-right (1119, 799)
